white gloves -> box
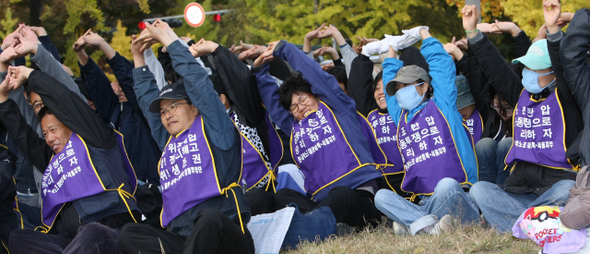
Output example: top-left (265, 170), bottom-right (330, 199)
top-left (362, 34), bottom-right (409, 56)
top-left (398, 26), bottom-right (429, 49)
top-left (362, 40), bottom-right (383, 56)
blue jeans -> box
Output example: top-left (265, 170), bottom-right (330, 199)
top-left (469, 180), bottom-right (575, 233)
top-left (375, 178), bottom-right (479, 232)
top-left (476, 137), bottom-right (512, 185)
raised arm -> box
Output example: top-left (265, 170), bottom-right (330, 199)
top-left (347, 54), bottom-right (378, 116)
top-left (560, 8), bottom-right (590, 111)
top-left (463, 5), bottom-right (521, 107)
top-left (0, 74), bottom-right (52, 170)
top-left (273, 41), bottom-right (355, 113)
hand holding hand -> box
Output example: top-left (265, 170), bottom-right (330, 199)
top-left (253, 41), bottom-right (278, 67)
top-left (1, 25), bottom-right (22, 50)
top-left (14, 33), bottom-right (40, 56)
top-left (477, 23), bottom-right (501, 34)
top-left (0, 40), bottom-right (19, 64)
top-left (543, 0), bottom-right (561, 33)
top-left (317, 24), bottom-right (340, 39)
top-left (83, 30), bottom-right (107, 48)
top-left (462, 5), bottom-right (479, 32)
top-left (73, 29), bottom-right (91, 52)
top-left (7, 65), bottom-right (33, 91)
top-left (306, 23), bottom-right (326, 40)
top-left (28, 26), bottom-right (48, 37)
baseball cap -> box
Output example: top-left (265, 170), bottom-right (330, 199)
top-left (512, 39), bottom-right (551, 70)
top-left (455, 75), bottom-right (475, 110)
top-left (385, 65), bottom-right (430, 96)
top-left (149, 82), bottom-right (188, 113)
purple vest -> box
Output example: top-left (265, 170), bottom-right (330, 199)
top-left (367, 109), bottom-right (404, 175)
top-left (41, 133), bottom-right (106, 228)
top-left (505, 89), bottom-right (572, 169)
top-left (115, 131), bottom-right (137, 193)
top-left (397, 101), bottom-right (468, 195)
top-left (233, 112), bottom-right (283, 191)
top-left (291, 102), bottom-right (375, 199)
top-left (463, 109), bottom-right (483, 146)
top-left (159, 116), bottom-right (223, 227)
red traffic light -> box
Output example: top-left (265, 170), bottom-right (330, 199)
top-left (138, 21), bottom-right (146, 30)
top-left (213, 14), bottom-right (221, 22)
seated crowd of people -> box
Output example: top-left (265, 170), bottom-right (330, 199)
top-left (0, 0), bottom-right (589, 253)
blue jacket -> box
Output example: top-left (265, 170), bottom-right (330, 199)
top-left (133, 40), bottom-right (249, 236)
top-left (383, 37), bottom-right (478, 185)
top-left (80, 53), bottom-right (161, 184)
top-left (255, 41), bottom-right (381, 200)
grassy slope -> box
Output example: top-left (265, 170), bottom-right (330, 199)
top-left (286, 224), bottom-right (540, 254)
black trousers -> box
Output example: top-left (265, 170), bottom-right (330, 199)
top-left (9, 222), bottom-right (122, 254)
top-left (118, 209), bottom-right (255, 254)
top-left (245, 188), bottom-right (275, 216)
top-left (274, 186), bottom-right (381, 228)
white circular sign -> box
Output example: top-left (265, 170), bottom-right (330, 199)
top-left (184, 3), bottom-right (205, 27)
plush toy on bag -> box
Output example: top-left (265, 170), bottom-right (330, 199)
top-left (513, 206), bottom-right (586, 254)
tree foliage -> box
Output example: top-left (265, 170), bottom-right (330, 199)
top-left (500, 0), bottom-right (588, 38)
top-left (0, 8), bottom-right (18, 39)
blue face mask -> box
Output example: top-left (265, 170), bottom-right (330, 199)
top-left (395, 82), bottom-right (426, 110)
top-left (522, 68), bottom-right (554, 94)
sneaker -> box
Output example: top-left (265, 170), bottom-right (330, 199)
top-left (392, 221), bottom-right (410, 236)
top-left (424, 214), bottom-right (456, 235)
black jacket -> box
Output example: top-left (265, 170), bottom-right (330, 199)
top-left (469, 32), bottom-right (582, 195)
top-left (561, 8), bottom-right (590, 167)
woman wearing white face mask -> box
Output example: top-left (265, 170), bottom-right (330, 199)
top-left (464, 2), bottom-right (582, 233)
top-left (373, 27), bottom-right (479, 236)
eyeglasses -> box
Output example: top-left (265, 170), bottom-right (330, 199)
top-left (289, 94), bottom-right (311, 113)
top-left (160, 102), bottom-right (188, 117)
top-left (490, 103), bottom-right (513, 114)
top-left (32, 102), bottom-right (44, 112)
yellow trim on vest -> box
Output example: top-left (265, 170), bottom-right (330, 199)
top-left (230, 117), bottom-right (274, 192)
top-left (396, 103), bottom-right (471, 197)
top-left (10, 177), bottom-right (24, 230)
top-left (113, 130), bottom-right (138, 195)
top-left (505, 88), bottom-right (575, 170)
top-left (462, 122), bottom-right (480, 181)
top-left (200, 117), bottom-right (223, 194)
top-left (358, 110), bottom-right (390, 171)
top-left (0, 144), bottom-right (7, 150)
top-left (311, 162), bottom-right (378, 198)
top-left (157, 117), bottom-right (225, 228)
top-left (321, 102), bottom-right (362, 166)
top-left (222, 182), bottom-right (245, 234)
top-left (1, 239), bottom-right (9, 254)
top-left (105, 183), bottom-right (137, 223)
top-left (40, 134), bottom-right (113, 232)
top-left (291, 102), bottom-right (375, 198)
top-left (76, 134), bottom-right (107, 191)
top-left (261, 104), bottom-right (285, 171)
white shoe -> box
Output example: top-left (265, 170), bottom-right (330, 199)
top-left (422, 214), bottom-right (456, 235)
top-left (392, 221), bottom-right (410, 236)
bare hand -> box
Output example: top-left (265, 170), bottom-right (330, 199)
top-left (462, 5), bottom-right (479, 32)
top-left (20, 26), bottom-right (39, 43)
top-left (454, 37), bottom-right (469, 51)
top-left (477, 23), bottom-right (501, 34)
top-left (306, 23), bottom-right (326, 40)
top-left (73, 29), bottom-right (91, 52)
top-left (1, 26), bottom-right (22, 50)
top-left (0, 40), bottom-right (19, 64)
top-left (14, 33), bottom-right (40, 56)
top-left (253, 41), bottom-right (278, 67)
top-left (312, 47), bottom-right (324, 58)
top-left (543, 0), bottom-right (561, 30)
top-left (7, 65), bottom-right (33, 91)
top-left (83, 30), bottom-right (107, 48)
top-left (317, 25), bottom-right (340, 39)
top-left (29, 26), bottom-right (48, 36)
